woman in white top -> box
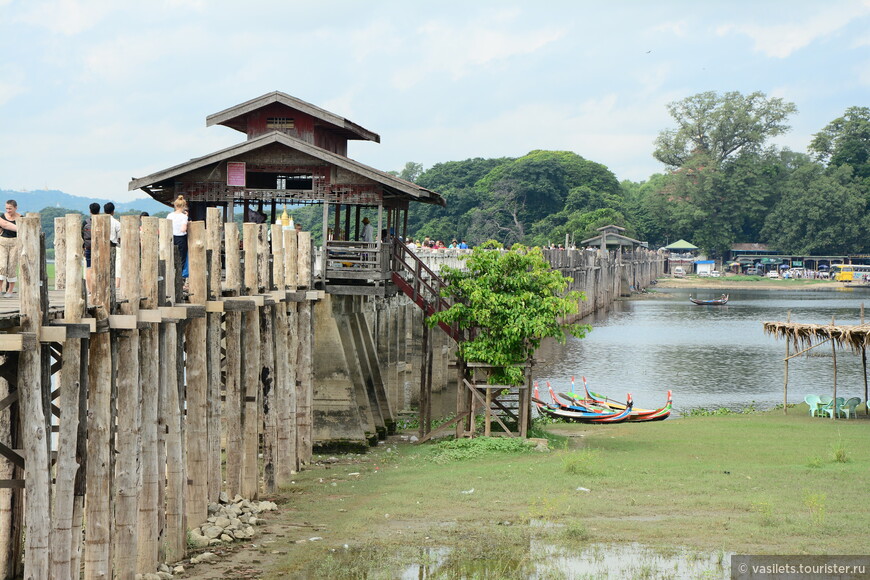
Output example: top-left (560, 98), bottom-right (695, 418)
top-left (166, 195), bottom-right (189, 277)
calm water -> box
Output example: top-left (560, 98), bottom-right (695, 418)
top-left (534, 287), bottom-right (870, 414)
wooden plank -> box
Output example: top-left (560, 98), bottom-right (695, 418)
top-left (158, 306), bottom-right (187, 320)
top-left (79, 318), bottom-right (97, 333)
top-left (205, 300), bottom-right (224, 313)
top-left (0, 335), bottom-right (24, 352)
top-left (223, 299), bottom-right (256, 312)
top-left (49, 322), bottom-right (91, 339)
top-left (108, 314), bottom-right (138, 329)
top-left (137, 309), bottom-right (162, 323)
top-left (38, 326), bottom-right (66, 343)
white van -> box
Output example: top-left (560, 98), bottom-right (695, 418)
top-left (673, 267), bottom-right (686, 278)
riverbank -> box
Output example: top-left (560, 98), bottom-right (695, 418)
top-left (176, 410), bottom-right (870, 579)
top-left (653, 276), bottom-right (853, 291)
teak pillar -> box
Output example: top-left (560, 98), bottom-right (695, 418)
top-left (241, 223), bottom-right (261, 499)
top-left (185, 222), bottom-right (209, 525)
top-left (223, 223), bottom-right (243, 498)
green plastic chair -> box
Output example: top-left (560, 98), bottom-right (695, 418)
top-left (820, 397), bottom-right (845, 418)
top-left (804, 394), bottom-right (822, 417)
top-left (817, 395), bottom-right (833, 417)
top-left (840, 397), bottom-right (861, 419)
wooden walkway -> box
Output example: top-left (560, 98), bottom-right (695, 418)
top-left (0, 211), bottom-right (318, 579)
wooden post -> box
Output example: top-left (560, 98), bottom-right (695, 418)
top-left (137, 216), bottom-right (160, 574)
top-left (274, 226), bottom-right (297, 482)
top-left (185, 221), bottom-right (209, 524)
top-left (84, 214), bottom-right (112, 579)
top-left (283, 227), bottom-right (299, 474)
top-left (419, 323), bottom-right (430, 439)
top-left (51, 214), bottom-right (86, 580)
top-left (224, 223), bottom-right (243, 497)
top-left (296, 234), bottom-right (313, 465)
top-left (54, 216), bottom-right (66, 290)
top-left (297, 232), bottom-right (311, 289)
top-left (159, 217), bottom-right (185, 563)
top-left (205, 208), bottom-right (223, 503)
top-left (241, 223), bottom-right (261, 498)
top-left (260, 224), bottom-right (277, 492)
top-left (18, 216), bottom-right (50, 579)
top-left (863, 305), bottom-right (868, 416)
top-left (113, 216), bottom-right (142, 579)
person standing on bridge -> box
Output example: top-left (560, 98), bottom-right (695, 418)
top-left (0, 200), bottom-right (22, 298)
top-left (167, 195), bottom-right (189, 279)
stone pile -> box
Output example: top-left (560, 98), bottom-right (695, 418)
top-left (187, 493), bottom-right (279, 548)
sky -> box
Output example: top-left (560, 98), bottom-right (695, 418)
top-left (2, 0), bottom-right (869, 202)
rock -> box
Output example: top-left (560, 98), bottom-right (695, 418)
top-left (248, 516), bottom-right (259, 526)
top-left (173, 565), bottom-right (185, 575)
top-left (202, 525), bottom-right (224, 540)
top-left (158, 563), bottom-right (171, 573)
top-left (233, 494), bottom-right (244, 503)
top-left (156, 573), bottom-right (174, 580)
top-left (219, 491), bottom-right (229, 503)
top-left (187, 531), bottom-right (209, 549)
top-left (245, 525), bottom-right (255, 537)
top-left (220, 533), bottom-right (234, 543)
top-left (214, 516), bottom-right (231, 528)
top-left (191, 551), bottom-right (218, 565)
top-left (143, 573), bottom-right (161, 580)
top-left (234, 528), bottom-right (249, 539)
top-left (229, 517), bottom-right (242, 529)
top-left (207, 503), bottom-right (221, 515)
top-left (239, 514), bottom-right (251, 524)
top-left (409, 435), bottom-right (419, 443)
top-left (208, 538), bottom-right (222, 546)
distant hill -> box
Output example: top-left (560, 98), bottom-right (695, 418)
top-left (0, 189), bottom-right (168, 215)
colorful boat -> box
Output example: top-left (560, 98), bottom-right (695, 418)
top-left (689, 294), bottom-right (728, 305)
top-left (561, 377), bottom-right (673, 422)
top-left (532, 383), bottom-right (633, 423)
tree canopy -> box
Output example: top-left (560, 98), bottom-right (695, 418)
top-left (428, 242), bottom-right (590, 386)
top-left (809, 106), bottom-right (870, 182)
top-left (653, 91), bottom-right (797, 169)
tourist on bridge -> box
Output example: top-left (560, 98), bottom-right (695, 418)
top-left (0, 200), bottom-right (21, 298)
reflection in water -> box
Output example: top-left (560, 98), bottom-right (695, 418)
top-left (535, 288), bottom-right (870, 413)
top-left (313, 540), bottom-right (728, 579)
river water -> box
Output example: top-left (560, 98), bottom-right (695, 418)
top-left (534, 287), bottom-right (870, 414)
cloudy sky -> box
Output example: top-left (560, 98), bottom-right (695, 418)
top-left (2, 0), bottom-right (869, 202)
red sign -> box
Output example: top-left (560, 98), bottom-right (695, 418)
top-left (227, 162), bottom-right (246, 187)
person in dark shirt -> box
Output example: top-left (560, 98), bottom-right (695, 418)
top-left (0, 200), bottom-right (22, 298)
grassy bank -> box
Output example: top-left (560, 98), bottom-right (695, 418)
top-left (193, 410), bottom-right (869, 578)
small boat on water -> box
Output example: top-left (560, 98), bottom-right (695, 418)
top-left (689, 294), bottom-right (728, 305)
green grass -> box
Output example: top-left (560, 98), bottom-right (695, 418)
top-left (265, 413), bottom-right (870, 577)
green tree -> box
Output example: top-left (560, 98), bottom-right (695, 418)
top-left (428, 243), bottom-right (590, 386)
top-left (388, 161), bottom-right (424, 183)
top-left (653, 91), bottom-right (797, 169)
top-left (808, 106), bottom-right (870, 182)
top-left (761, 164), bottom-right (866, 254)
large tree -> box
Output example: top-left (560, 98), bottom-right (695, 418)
top-left (762, 164), bottom-right (866, 255)
top-left (808, 106), bottom-right (870, 182)
top-left (653, 91), bottom-right (797, 169)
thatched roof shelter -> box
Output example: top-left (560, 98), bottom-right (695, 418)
top-left (763, 321), bottom-right (870, 351)
top-left (763, 318), bottom-right (869, 417)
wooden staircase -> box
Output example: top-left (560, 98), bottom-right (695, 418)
top-left (390, 238), bottom-right (461, 342)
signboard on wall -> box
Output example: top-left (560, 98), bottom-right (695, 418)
top-left (227, 162), bottom-right (246, 187)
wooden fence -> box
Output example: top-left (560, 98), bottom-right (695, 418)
top-left (0, 209), bottom-right (317, 579)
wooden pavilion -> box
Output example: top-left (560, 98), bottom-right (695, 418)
top-left (129, 91), bottom-right (445, 293)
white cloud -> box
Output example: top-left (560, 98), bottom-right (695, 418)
top-left (17, 0), bottom-right (118, 35)
top-left (653, 20), bottom-right (688, 37)
top-left (391, 12), bottom-right (565, 89)
top-left (716, 3), bottom-right (870, 58)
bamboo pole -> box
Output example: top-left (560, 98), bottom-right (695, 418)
top-left (205, 208), bottom-right (223, 503)
top-left (185, 221), bottom-right (209, 525)
top-left (51, 214), bottom-right (86, 579)
top-left (159, 217), bottom-right (185, 563)
top-left (84, 214), bottom-right (112, 579)
top-left (241, 223), bottom-right (261, 498)
top-left (224, 222), bottom-right (243, 497)
top-left (831, 316), bottom-right (837, 420)
top-left (54, 216), bottom-right (66, 290)
top-left (113, 216), bottom-right (142, 579)
top-left (784, 311), bottom-right (790, 414)
top-left (18, 215), bottom-right (50, 579)
top-left (137, 216), bottom-right (160, 574)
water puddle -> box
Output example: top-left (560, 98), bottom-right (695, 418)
top-left (310, 540), bottom-right (729, 579)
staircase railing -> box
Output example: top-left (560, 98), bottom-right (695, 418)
top-left (390, 238), bottom-right (462, 342)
